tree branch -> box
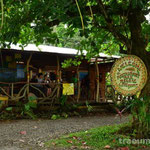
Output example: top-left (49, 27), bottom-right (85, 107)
top-left (46, 19), bottom-right (60, 27)
top-left (96, 0), bottom-right (131, 50)
top-left (97, 0), bottom-right (109, 21)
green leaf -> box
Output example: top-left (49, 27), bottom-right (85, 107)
top-left (51, 114), bottom-right (61, 120)
top-left (6, 107), bottom-right (13, 111)
top-left (28, 95), bottom-right (37, 101)
top-left (27, 102), bottom-right (37, 108)
top-left (24, 104), bottom-right (30, 111)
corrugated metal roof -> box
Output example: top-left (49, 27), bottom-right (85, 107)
top-left (9, 44), bottom-right (120, 59)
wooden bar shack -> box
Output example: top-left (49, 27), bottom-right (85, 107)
top-left (0, 44), bottom-right (119, 104)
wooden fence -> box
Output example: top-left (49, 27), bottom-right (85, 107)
top-left (0, 82), bottom-right (60, 105)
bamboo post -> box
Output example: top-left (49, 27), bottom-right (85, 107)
top-left (27, 54), bottom-right (32, 95)
top-left (56, 56), bottom-right (60, 98)
top-left (95, 58), bottom-right (100, 102)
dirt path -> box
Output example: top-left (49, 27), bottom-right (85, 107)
top-left (0, 114), bottom-right (128, 150)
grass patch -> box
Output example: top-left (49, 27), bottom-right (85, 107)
top-left (45, 123), bottom-right (150, 150)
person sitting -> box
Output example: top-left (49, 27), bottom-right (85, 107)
top-left (30, 75), bottom-right (38, 83)
top-left (30, 73), bottom-right (47, 96)
top-left (37, 73), bottom-right (43, 85)
top-left (36, 73), bottom-right (45, 94)
top-left (44, 74), bottom-right (51, 96)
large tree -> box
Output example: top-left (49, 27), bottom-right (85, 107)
top-left (0, 0), bottom-right (150, 94)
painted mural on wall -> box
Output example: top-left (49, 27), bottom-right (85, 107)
top-left (110, 55), bottom-right (147, 96)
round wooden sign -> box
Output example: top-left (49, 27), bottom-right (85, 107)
top-left (110, 55), bottom-right (147, 96)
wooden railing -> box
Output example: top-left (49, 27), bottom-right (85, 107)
top-left (0, 82), bottom-right (61, 104)
top-left (1, 82), bottom-right (128, 104)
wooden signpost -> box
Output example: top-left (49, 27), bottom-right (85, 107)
top-left (110, 55), bottom-right (147, 96)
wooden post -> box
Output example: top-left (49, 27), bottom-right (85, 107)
top-left (59, 70), bottom-right (62, 82)
top-left (101, 73), bottom-right (106, 102)
top-left (95, 58), bottom-right (100, 102)
top-left (11, 83), bottom-right (14, 99)
top-left (27, 54), bottom-right (32, 95)
top-left (77, 65), bottom-right (80, 102)
top-left (56, 56), bottom-right (60, 98)
top-left (0, 49), bottom-right (3, 67)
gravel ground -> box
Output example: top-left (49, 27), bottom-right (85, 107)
top-left (0, 114), bottom-right (128, 150)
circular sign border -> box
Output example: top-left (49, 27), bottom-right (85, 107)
top-left (110, 55), bottom-right (148, 96)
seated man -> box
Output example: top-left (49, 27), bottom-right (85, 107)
top-left (43, 74), bottom-right (51, 96)
top-left (37, 73), bottom-right (43, 85)
top-left (36, 73), bottom-right (46, 94)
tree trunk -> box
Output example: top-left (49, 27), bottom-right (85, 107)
top-left (127, 8), bottom-right (150, 96)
